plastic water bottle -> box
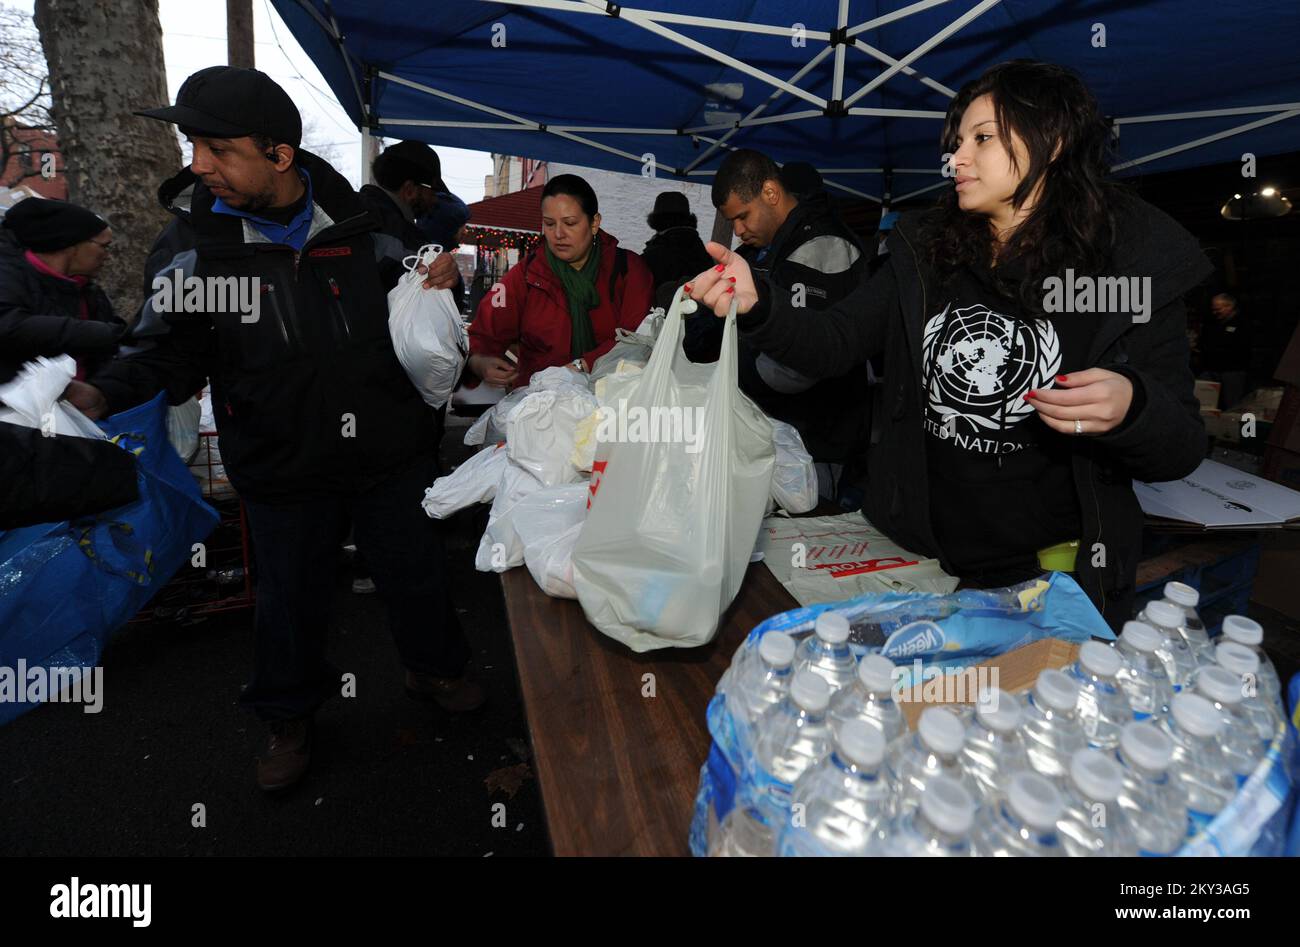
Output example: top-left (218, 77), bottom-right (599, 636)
top-left (1114, 621), bottom-right (1174, 719)
top-left (776, 720), bottom-right (893, 856)
top-left (1056, 748), bottom-right (1139, 857)
top-left (970, 771), bottom-right (1065, 856)
top-left (1158, 692), bottom-right (1237, 832)
top-left (794, 611), bottom-right (859, 694)
top-left (887, 706), bottom-right (978, 817)
top-left (1021, 669), bottom-right (1088, 780)
top-left (713, 670), bottom-right (832, 857)
top-left (828, 653), bottom-right (906, 746)
top-left (1160, 581), bottom-right (1213, 661)
top-left (1113, 721), bottom-right (1189, 856)
top-left (1211, 641), bottom-right (1282, 745)
top-left (1140, 600), bottom-right (1198, 691)
top-left (733, 632), bottom-right (796, 723)
top-left (872, 773), bottom-right (975, 857)
top-left (1220, 615), bottom-right (1283, 713)
top-left (960, 688), bottom-right (1030, 802)
top-left (1194, 664), bottom-right (1266, 781)
top-left (1068, 640), bottom-right (1134, 751)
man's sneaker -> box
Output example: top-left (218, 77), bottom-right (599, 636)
top-left (256, 717), bottom-right (313, 792)
top-left (405, 670), bottom-right (487, 713)
top-left (352, 577), bottom-right (377, 594)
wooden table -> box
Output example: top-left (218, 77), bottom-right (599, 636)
top-left (500, 561), bottom-right (798, 857)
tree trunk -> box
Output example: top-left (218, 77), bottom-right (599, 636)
top-left (33, 0), bottom-right (181, 319)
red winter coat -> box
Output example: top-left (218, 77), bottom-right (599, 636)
top-left (469, 230), bottom-right (654, 386)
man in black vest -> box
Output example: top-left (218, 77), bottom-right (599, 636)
top-left (63, 67), bottom-right (482, 793)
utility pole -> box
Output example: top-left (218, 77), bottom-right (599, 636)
top-left (227, 0), bottom-right (255, 68)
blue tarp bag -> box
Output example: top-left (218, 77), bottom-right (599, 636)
top-left (0, 393), bottom-right (218, 724)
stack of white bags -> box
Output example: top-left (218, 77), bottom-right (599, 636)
top-left (422, 297), bottom-right (819, 650)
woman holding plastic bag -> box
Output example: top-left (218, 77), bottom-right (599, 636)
top-left (687, 60), bottom-right (1212, 631)
top-left (466, 174), bottom-right (654, 389)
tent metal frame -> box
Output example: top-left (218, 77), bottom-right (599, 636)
top-left (294, 0), bottom-right (1300, 204)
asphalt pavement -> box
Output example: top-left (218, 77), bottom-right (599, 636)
top-left (0, 414), bottom-right (549, 857)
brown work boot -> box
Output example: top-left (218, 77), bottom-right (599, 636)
top-left (405, 670), bottom-right (487, 712)
top-left (256, 717), bottom-right (313, 792)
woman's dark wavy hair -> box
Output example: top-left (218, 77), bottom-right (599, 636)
top-left (922, 59), bottom-right (1121, 313)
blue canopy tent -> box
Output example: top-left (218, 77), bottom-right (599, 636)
top-left (270, 0), bottom-right (1300, 205)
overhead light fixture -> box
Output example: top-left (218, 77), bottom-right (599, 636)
top-left (704, 82), bottom-right (744, 102)
top-left (702, 109), bottom-right (742, 126)
top-left (1220, 187), bottom-right (1291, 220)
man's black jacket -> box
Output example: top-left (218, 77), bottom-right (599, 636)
top-left (89, 150), bottom-right (439, 503)
top-left (737, 193), bottom-right (1213, 629)
top-left (683, 200), bottom-right (870, 464)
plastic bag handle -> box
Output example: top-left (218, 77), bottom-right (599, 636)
top-left (402, 243), bottom-right (445, 274)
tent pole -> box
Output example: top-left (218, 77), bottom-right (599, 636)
top-left (847, 0), bottom-right (959, 37)
top-left (1115, 103), bottom-right (1300, 125)
top-left (710, 208), bottom-right (732, 247)
top-left (843, 0), bottom-right (1003, 108)
top-left (615, 8), bottom-right (828, 108)
top-left (852, 39), bottom-right (956, 98)
top-left (490, 0), bottom-right (833, 40)
top-left (685, 110), bottom-right (823, 134)
top-left (833, 0), bottom-right (849, 103)
top-left (683, 46), bottom-right (835, 174)
top-left (1111, 108), bottom-right (1300, 172)
top-left (895, 179), bottom-right (949, 203)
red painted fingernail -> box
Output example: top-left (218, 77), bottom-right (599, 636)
top-left (683, 284), bottom-right (693, 293)
top-left (728, 276), bottom-right (736, 283)
top-left (726, 286), bottom-right (735, 293)
top-left (715, 264), bottom-right (726, 272)
top-left (1027, 390), bottom-right (1037, 398)
top-left (1057, 374), bottom-right (1068, 382)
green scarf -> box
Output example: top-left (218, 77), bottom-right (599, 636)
top-left (545, 237), bottom-right (601, 360)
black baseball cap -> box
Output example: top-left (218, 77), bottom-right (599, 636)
top-left (375, 141), bottom-right (448, 193)
top-left (136, 66), bottom-right (302, 149)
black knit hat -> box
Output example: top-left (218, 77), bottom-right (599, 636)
top-left (1, 197), bottom-right (109, 251)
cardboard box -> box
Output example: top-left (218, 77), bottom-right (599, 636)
top-left (1251, 528), bottom-right (1300, 620)
top-left (1267, 387), bottom-right (1300, 454)
top-left (1273, 323), bottom-right (1300, 387)
top-left (899, 638), bottom-right (1082, 729)
top-left (1194, 379), bottom-right (1222, 410)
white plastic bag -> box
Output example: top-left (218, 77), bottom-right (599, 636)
top-left (505, 387), bottom-right (598, 487)
top-left (387, 244), bottom-right (468, 409)
top-left (0, 355), bottom-right (105, 439)
top-left (422, 443), bottom-right (509, 518)
top-left (571, 289), bottom-right (775, 652)
top-left (474, 462), bottom-right (545, 572)
top-left (464, 387), bottom-right (528, 446)
top-left (770, 420), bottom-right (818, 514)
top-left (514, 482), bottom-right (589, 599)
top-left (462, 366), bottom-right (591, 446)
top-left (590, 325), bottom-right (656, 382)
top-left (166, 396), bottom-right (202, 463)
